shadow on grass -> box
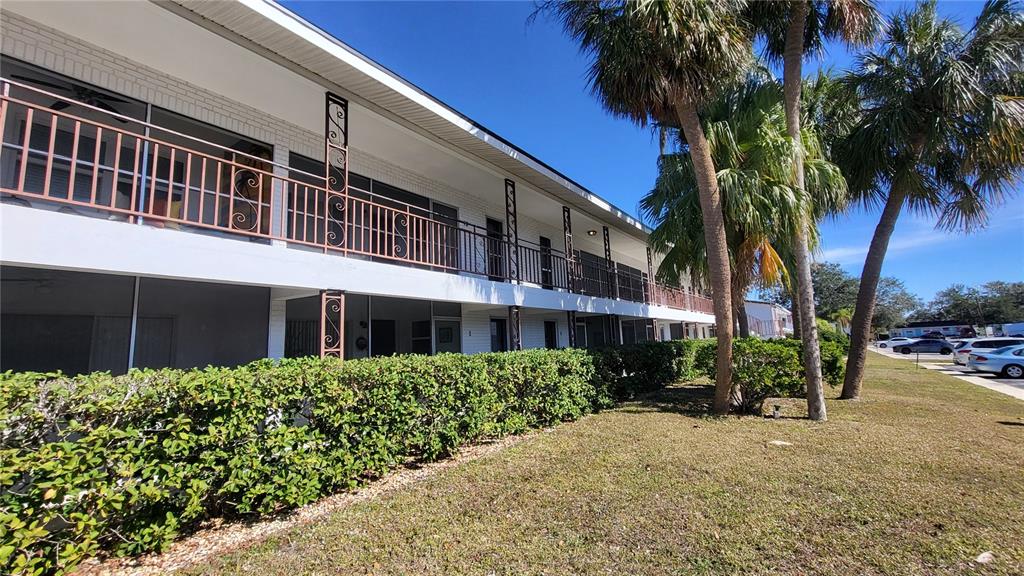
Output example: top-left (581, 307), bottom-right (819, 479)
top-left (618, 384), bottom-right (717, 417)
top-left (997, 420), bottom-right (1024, 427)
top-left (618, 384), bottom-right (816, 421)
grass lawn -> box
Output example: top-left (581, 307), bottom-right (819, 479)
top-left (188, 353), bottom-right (1024, 576)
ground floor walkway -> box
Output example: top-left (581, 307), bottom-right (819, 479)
top-left (1, 265), bottom-right (713, 374)
top-left (97, 354), bottom-right (1023, 576)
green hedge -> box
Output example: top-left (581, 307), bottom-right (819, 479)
top-left (0, 345), bottom-right (677, 575)
top-left (590, 338), bottom-right (714, 401)
top-left (692, 337), bottom-right (848, 413)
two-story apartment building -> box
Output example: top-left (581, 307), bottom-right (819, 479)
top-left (0, 0), bottom-right (716, 376)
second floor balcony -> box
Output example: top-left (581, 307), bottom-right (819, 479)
top-left (0, 78), bottom-right (714, 316)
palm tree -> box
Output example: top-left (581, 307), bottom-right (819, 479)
top-left (831, 307), bottom-right (854, 333)
top-left (644, 78), bottom-right (847, 345)
top-left (838, 0), bottom-right (1024, 399)
top-left (538, 0), bottom-right (752, 415)
top-left (747, 0), bottom-right (880, 421)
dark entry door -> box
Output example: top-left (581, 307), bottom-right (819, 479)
top-left (490, 318), bottom-right (508, 352)
top-left (486, 218), bottom-right (505, 281)
top-left (544, 320), bottom-right (558, 349)
top-left (371, 319), bottom-right (397, 356)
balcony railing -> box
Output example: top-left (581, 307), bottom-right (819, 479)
top-left (0, 78), bottom-right (712, 315)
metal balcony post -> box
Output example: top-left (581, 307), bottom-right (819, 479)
top-left (646, 247), bottom-right (655, 304)
top-left (325, 92), bottom-right (349, 253)
top-left (320, 290), bottom-right (345, 358)
top-left (567, 310), bottom-right (577, 347)
top-left (563, 206), bottom-right (577, 293)
top-left (505, 178), bottom-right (520, 283)
top-left (509, 305), bottom-right (522, 350)
top-left (603, 226), bottom-right (617, 299)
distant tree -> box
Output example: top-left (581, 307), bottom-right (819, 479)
top-left (872, 277), bottom-right (924, 333)
top-left (916, 281), bottom-right (1024, 325)
top-left (984, 282), bottom-right (1024, 322)
top-left (831, 307), bottom-right (854, 332)
top-left (757, 283), bottom-right (793, 310)
top-left (810, 262), bottom-right (860, 319)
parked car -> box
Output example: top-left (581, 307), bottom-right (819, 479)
top-left (894, 338), bottom-right (954, 355)
top-left (967, 345), bottom-right (1024, 378)
top-left (953, 337), bottom-right (1024, 366)
top-left (878, 337), bottom-right (915, 349)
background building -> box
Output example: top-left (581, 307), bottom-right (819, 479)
top-left (743, 300), bottom-right (793, 339)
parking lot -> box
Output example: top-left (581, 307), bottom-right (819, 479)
top-left (871, 346), bottom-right (1024, 401)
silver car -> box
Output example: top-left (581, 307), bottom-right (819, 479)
top-left (953, 337), bottom-right (1024, 366)
top-left (967, 345), bottom-right (1024, 378)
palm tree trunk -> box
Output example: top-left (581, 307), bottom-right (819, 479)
top-left (732, 280), bottom-right (750, 338)
top-left (791, 287), bottom-right (802, 337)
top-left (675, 101), bottom-right (734, 416)
top-left (783, 0), bottom-right (827, 421)
top-left (841, 186), bottom-right (907, 399)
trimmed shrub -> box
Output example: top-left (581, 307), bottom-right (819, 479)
top-left (2, 345), bottom-right (684, 575)
top-left (692, 337), bottom-right (847, 413)
top-left (731, 339), bottom-right (805, 413)
top-left (590, 339), bottom-right (714, 401)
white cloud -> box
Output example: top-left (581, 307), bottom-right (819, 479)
top-left (819, 231), bottom-right (950, 265)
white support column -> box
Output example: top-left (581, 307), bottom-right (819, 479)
top-left (267, 288), bottom-right (289, 359)
top-left (270, 144), bottom-right (289, 247)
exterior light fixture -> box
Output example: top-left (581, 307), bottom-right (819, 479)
top-left (587, 229), bottom-right (598, 236)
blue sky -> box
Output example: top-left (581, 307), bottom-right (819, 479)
top-left (283, 0), bottom-right (1024, 302)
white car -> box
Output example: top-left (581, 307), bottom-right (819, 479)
top-left (954, 337), bottom-right (1024, 366)
top-left (877, 337), bottom-right (915, 349)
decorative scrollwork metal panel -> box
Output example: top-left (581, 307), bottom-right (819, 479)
top-left (562, 206), bottom-right (576, 292)
top-left (325, 92), bottom-right (349, 251)
top-left (505, 179), bottom-right (519, 283)
top-left (566, 310), bottom-right (577, 347)
top-left (320, 290), bottom-right (345, 358)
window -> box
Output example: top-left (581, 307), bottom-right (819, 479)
top-left (615, 263), bottom-right (646, 302)
top-left (1, 59), bottom-right (147, 207)
top-left (576, 251), bottom-right (610, 297)
top-left (148, 107), bottom-right (271, 233)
